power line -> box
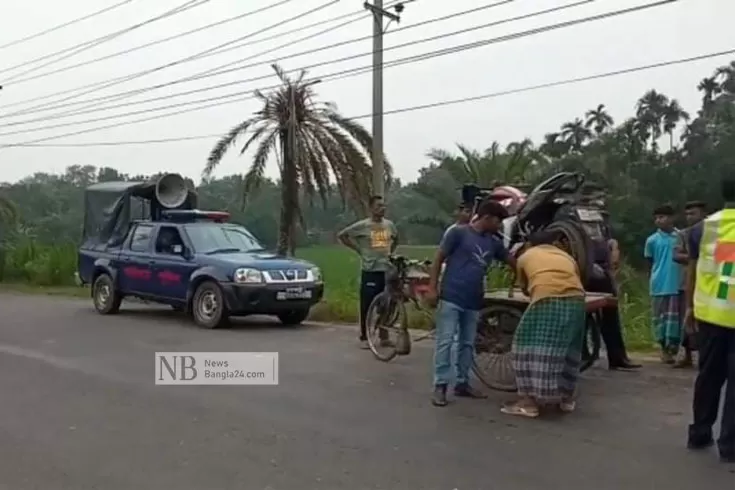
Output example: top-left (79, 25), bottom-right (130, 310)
top-left (0, 0), bottom-right (577, 122)
top-left (8, 47), bottom-right (733, 148)
top-left (0, 0), bottom-right (339, 115)
top-left (3, 0), bottom-right (312, 86)
top-left (0, 0), bottom-right (676, 134)
top-left (0, 0), bottom-right (495, 117)
top-left (1, 1), bottom-right (394, 122)
top-left (0, 0), bottom-right (211, 83)
top-left (0, 0), bottom-right (135, 51)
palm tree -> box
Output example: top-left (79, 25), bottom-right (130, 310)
top-left (560, 118), bottom-right (592, 152)
top-left (584, 104), bottom-right (614, 136)
top-left (662, 99), bottom-right (690, 150)
top-left (636, 89), bottom-right (669, 149)
top-left (697, 76), bottom-right (721, 111)
top-left (204, 64), bottom-right (389, 255)
top-left (539, 132), bottom-right (569, 158)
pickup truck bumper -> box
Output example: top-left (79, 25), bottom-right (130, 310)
top-left (220, 282), bottom-right (324, 315)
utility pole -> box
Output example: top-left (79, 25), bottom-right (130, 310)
top-left (363, 1), bottom-right (404, 199)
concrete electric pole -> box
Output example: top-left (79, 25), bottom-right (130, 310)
top-left (363, 1), bottom-right (410, 199)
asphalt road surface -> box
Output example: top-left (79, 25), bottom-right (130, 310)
top-left (0, 293), bottom-right (732, 490)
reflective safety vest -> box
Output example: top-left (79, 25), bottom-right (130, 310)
top-left (694, 208), bottom-right (735, 328)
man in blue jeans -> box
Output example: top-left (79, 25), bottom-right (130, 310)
top-left (426, 199), bottom-right (514, 406)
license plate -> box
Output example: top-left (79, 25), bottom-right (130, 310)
top-left (276, 288), bottom-right (312, 300)
top-left (576, 208), bottom-right (603, 221)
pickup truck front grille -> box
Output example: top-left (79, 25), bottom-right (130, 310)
top-left (264, 269), bottom-right (310, 283)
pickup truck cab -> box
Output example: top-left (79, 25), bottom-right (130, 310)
top-left (77, 209), bottom-right (324, 329)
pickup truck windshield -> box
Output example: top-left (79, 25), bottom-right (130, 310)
top-left (185, 224), bottom-right (265, 254)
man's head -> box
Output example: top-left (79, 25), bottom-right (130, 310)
top-left (683, 201), bottom-right (707, 226)
top-left (653, 204), bottom-right (675, 231)
top-left (455, 202), bottom-right (472, 225)
top-left (472, 199), bottom-right (509, 234)
top-left (369, 195), bottom-right (386, 220)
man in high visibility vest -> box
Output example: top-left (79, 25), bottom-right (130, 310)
top-left (684, 177), bottom-right (735, 464)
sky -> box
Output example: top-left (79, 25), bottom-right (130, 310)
top-left (0, 0), bottom-right (732, 185)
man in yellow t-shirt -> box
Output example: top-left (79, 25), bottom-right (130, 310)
top-left (338, 196), bottom-right (399, 348)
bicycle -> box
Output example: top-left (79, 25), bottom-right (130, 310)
top-left (365, 255), bottom-right (435, 362)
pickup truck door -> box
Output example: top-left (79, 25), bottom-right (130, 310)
top-left (150, 225), bottom-right (197, 301)
top-left (118, 223), bottom-right (157, 296)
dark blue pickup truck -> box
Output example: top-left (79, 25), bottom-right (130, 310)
top-left (77, 176), bottom-right (323, 329)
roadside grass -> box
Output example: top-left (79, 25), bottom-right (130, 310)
top-left (0, 242), bottom-right (656, 351)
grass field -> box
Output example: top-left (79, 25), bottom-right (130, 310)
top-left (0, 242), bottom-right (655, 350)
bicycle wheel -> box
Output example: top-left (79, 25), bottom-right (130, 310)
top-left (472, 304), bottom-right (523, 392)
top-left (580, 312), bottom-right (601, 372)
top-left (365, 291), bottom-right (406, 362)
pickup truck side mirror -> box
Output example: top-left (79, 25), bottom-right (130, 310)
top-left (172, 244), bottom-right (183, 255)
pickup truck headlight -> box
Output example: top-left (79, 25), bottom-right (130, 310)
top-left (233, 268), bottom-right (264, 284)
top-left (311, 267), bottom-right (323, 283)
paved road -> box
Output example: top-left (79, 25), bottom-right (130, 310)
top-left (0, 293), bottom-right (732, 490)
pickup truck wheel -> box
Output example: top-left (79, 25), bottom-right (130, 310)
top-left (277, 309), bottom-right (309, 326)
top-left (92, 274), bottom-right (121, 315)
top-left (192, 281), bottom-right (229, 329)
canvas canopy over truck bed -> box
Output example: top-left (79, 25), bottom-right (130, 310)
top-left (81, 179), bottom-right (197, 250)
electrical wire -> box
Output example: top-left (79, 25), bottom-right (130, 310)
top-left (0, 0), bottom-right (676, 135)
top-left (0, 0), bottom-right (573, 121)
top-left (4, 0), bottom-right (313, 86)
top-left (0, 0), bottom-right (211, 83)
top-left (0, 0), bottom-right (498, 116)
top-left (0, 0), bottom-right (340, 115)
top-left (0, 0), bottom-right (135, 51)
top-left (2, 1), bottom-right (399, 122)
top-left (7, 47), bottom-right (732, 148)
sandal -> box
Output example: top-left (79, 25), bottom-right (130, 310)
top-left (501, 402), bottom-right (540, 418)
top-left (559, 400), bottom-right (576, 413)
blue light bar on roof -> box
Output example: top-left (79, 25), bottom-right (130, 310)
top-left (161, 209), bottom-right (230, 223)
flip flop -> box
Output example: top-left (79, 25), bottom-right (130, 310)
top-left (559, 401), bottom-right (576, 413)
top-left (501, 403), bottom-right (539, 418)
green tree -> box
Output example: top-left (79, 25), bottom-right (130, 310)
top-left (203, 64), bottom-right (388, 255)
top-left (584, 104), bottom-right (614, 136)
top-left (560, 118), bottom-right (592, 152)
top-left (636, 89), bottom-right (669, 150)
top-left (662, 99), bottom-right (689, 149)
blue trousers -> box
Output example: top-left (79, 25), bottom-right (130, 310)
top-left (433, 300), bottom-right (480, 387)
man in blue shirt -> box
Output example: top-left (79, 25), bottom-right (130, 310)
top-left (426, 199), bottom-right (514, 406)
top-left (644, 205), bottom-right (682, 363)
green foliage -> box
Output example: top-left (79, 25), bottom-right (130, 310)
top-left (1, 239), bottom-right (77, 286)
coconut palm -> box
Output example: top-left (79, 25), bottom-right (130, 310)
top-left (697, 76), bottom-right (722, 111)
top-left (539, 132), bottom-right (569, 158)
top-left (584, 104), bottom-right (614, 136)
top-left (560, 118), bottom-right (592, 152)
top-left (636, 89), bottom-right (669, 149)
top-left (204, 64), bottom-right (389, 255)
top-left (662, 99), bottom-right (690, 150)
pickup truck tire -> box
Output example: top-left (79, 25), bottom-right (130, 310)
top-left (192, 281), bottom-right (229, 329)
top-left (92, 273), bottom-right (122, 315)
top-left (277, 309), bottom-right (309, 326)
